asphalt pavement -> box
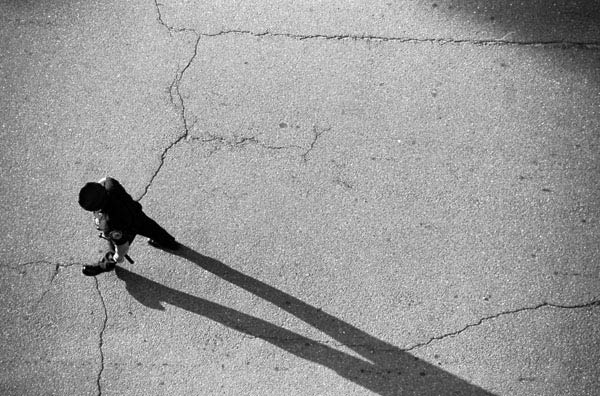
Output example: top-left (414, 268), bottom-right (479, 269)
top-left (1, 1), bottom-right (599, 395)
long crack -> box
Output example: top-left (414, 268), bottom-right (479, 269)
top-left (406, 299), bottom-right (600, 351)
top-left (200, 29), bottom-right (600, 49)
top-left (94, 277), bottom-right (108, 396)
top-left (146, 3), bottom-right (597, 200)
top-left (138, 32), bottom-right (202, 201)
top-left (215, 298), bottom-right (600, 353)
top-left (152, 2), bottom-right (600, 49)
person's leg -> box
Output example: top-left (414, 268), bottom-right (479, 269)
top-left (105, 238), bottom-right (115, 253)
top-left (135, 212), bottom-right (178, 249)
top-left (104, 233), bottom-right (136, 255)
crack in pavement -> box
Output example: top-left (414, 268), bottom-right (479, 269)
top-left (151, 3), bottom-right (600, 48)
top-left (189, 134), bottom-right (305, 157)
top-left (200, 29), bottom-right (600, 49)
top-left (140, 114), bottom-right (326, 199)
top-left (34, 263), bottom-right (61, 309)
top-left (406, 299), bottom-right (600, 351)
top-left (145, 1), bottom-right (597, 199)
top-left (147, 1), bottom-right (596, 201)
top-left (166, 26), bottom-right (600, 49)
top-left (2, 261), bottom-right (79, 306)
top-left (2, 260), bottom-right (81, 312)
top-left (301, 125), bottom-right (330, 162)
top-left (187, 125), bottom-right (329, 160)
top-left (148, 3), bottom-right (334, 195)
top-left (232, 298), bottom-right (600, 352)
top-left (139, 0), bottom-right (205, 201)
top-left (1, 260), bottom-right (80, 270)
top-left (153, 0), bottom-right (196, 35)
top-left (138, 31), bottom-right (202, 201)
top-left (94, 277), bottom-right (108, 396)
top-left (153, 0), bottom-right (168, 32)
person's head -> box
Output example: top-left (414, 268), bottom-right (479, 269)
top-left (78, 182), bottom-right (107, 211)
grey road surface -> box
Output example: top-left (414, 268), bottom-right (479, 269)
top-left (1, 1), bottom-right (599, 395)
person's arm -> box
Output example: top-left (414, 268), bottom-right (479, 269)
top-left (105, 230), bottom-right (133, 263)
top-left (104, 177), bottom-right (142, 210)
top-left (113, 241), bottom-right (130, 263)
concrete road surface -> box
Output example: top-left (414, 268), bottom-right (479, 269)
top-left (1, 1), bottom-right (599, 395)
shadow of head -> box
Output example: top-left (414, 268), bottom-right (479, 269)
top-left (115, 245), bottom-right (495, 396)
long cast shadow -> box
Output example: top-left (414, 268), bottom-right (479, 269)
top-left (116, 244), bottom-right (495, 396)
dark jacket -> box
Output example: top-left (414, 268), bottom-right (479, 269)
top-left (99, 177), bottom-right (142, 244)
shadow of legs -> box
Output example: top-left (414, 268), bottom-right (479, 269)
top-left (115, 245), bottom-right (495, 396)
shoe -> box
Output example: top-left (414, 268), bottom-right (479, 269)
top-left (148, 239), bottom-right (180, 251)
top-left (82, 252), bottom-right (117, 276)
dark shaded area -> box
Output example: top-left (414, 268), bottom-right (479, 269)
top-left (116, 245), bottom-right (495, 396)
top-left (428, 0), bottom-right (600, 43)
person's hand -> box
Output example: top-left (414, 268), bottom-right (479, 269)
top-left (113, 252), bottom-right (125, 263)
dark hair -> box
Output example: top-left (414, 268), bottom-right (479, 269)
top-left (78, 182), bottom-right (107, 211)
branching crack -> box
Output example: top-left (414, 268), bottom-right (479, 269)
top-left (154, 0), bottom-right (196, 35)
top-left (151, 2), bottom-right (599, 49)
top-left (406, 299), bottom-right (600, 351)
top-left (94, 277), bottom-right (108, 396)
top-left (148, 2), bottom-right (597, 198)
top-left (301, 125), bottom-right (330, 162)
top-left (138, 33), bottom-right (202, 201)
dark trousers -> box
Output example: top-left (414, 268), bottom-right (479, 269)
top-left (105, 212), bottom-right (175, 253)
top-left (134, 212), bottom-right (176, 245)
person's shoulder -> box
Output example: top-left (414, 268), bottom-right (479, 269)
top-left (98, 177), bottom-right (121, 191)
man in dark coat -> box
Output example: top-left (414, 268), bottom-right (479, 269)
top-left (78, 177), bottom-right (179, 276)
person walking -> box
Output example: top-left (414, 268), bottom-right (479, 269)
top-left (78, 177), bottom-right (179, 276)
